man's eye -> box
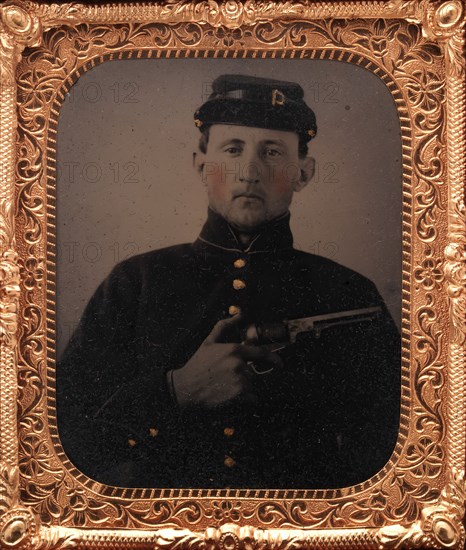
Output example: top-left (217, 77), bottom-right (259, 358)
top-left (264, 148), bottom-right (282, 158)
top-left (224, 146), bottom-right (241, 155)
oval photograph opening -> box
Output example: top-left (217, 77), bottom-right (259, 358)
top-left (54, 57), bottom-right (402, 489)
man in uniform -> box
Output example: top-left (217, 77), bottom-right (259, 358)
top-left (57, 74), bottom-right (400, 489)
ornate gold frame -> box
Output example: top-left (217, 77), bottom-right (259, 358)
top-left (0, 0), bottom-right (465, 548)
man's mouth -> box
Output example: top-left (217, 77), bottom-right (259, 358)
top-left (234, 193), bottom-right (264, 201)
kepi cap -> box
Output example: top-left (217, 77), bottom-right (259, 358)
top-left (194, 74), bottom-right (317, 142)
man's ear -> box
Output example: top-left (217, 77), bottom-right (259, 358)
top-left (293, 156), bottom-right (315, 192)
top-left (193, 151), bottom-right (206, 177)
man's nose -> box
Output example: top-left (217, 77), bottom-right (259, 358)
top-left (239, 151), bottom-right (262, 184)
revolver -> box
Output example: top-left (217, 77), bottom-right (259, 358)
top-left (242, 306), bottom-right (382, 373)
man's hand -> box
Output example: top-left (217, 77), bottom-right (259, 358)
top-left (171, 315), bottom-right (281, 409)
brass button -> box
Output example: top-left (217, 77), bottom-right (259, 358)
top-left (234, 258), bottom-right (246, 268)
top-left (233, 279), bottom-right (246, 290)
top-left (224, 427), bottom-right (235, 437)
top-left (224, 455), bottom-right (236, 468)
top-left (128, 438), bottom-right (137, 447)
top-left (228, 305), bottom-right (240, 316)
top-left (149, 428), bottom-right (159, 437)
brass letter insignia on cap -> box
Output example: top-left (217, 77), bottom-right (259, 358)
top-left (271, 89), bottom-right (285, 106)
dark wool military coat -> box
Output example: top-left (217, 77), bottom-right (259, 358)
top-left (57, 209), bottom-right (400, 489)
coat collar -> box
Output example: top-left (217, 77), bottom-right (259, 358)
top-left (194, 208), bottom-right (294, 254)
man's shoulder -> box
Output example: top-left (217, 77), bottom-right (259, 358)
top-left (291, 248), bottom-right (377, 289)
top-left (112, 243), bottom-right (195, 273)
top-left (98, 244), bottom-right (197, 293)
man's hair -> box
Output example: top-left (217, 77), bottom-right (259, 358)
top-left (198, 126), bottom-right (309, 159)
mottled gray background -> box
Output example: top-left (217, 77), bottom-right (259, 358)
top-left (56, 58), bottom-right (402, 358)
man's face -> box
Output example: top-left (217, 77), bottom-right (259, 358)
top-left (195, 124), bottom-right (314, 231)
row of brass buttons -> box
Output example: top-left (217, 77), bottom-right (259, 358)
top-left (230, 257), bottom-right (247, 317)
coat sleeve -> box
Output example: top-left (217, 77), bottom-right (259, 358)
top-left (56, 260), bottom-right (184, 487)
top-left (308, 283), bottom-right (401, 486)
top-left (264, 276), bottom-right (401, 488)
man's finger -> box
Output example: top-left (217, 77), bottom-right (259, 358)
top-left (205, 314), bottom-right (242, 344)
top-left (237, 344), bottom-right (274, 361)
top-left (238, 347), bottom-right (284, 377)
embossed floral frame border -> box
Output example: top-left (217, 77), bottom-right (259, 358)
top-left (0, 0), bottom-right (465, 548)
